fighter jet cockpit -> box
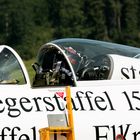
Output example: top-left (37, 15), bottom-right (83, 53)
top-left (32, 44), bottom-right (74, 87)
top-left (32, 38), bottom-right (140, 87)
top-left (0, 46), bottom-right (26, 84)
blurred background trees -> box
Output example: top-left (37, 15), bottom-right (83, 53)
top-left (0, 0), bottom-right (140, 59)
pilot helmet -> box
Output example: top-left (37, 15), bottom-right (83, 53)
top-left (64, 47), bottom-right (82, 72)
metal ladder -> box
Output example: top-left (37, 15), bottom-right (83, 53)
top-left (39, 86), bottom-right (75, 140)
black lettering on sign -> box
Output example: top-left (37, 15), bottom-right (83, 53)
top-left (93, 124), bottom-right (139, 140)
top-left (121, 66), bottom-right (140, 79)
top-left (122, 91), bottom-right (140, 110)
top-left (43, 97), bottom-right (55, 111)
top-left (0, 126), bottom-right (37, 140)
top-left (121, 67), bottom-right (129, 79)
top-left (72, 91), bottom-right (115, 111)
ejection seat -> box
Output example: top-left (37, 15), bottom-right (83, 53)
top-left (32, 45), bottom-right (75, 87)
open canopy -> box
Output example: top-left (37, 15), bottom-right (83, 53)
top-left (33, 38), bottom-right (140, 87)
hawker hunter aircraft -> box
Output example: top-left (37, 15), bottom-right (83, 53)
top-left (0, 38), bottom-right (140, 140)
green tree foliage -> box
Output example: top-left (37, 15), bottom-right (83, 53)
top-left (53, 0), bottom-right (86, 38)
top-left (104, 0), bottom-right (122, 40)
top-left (83, 0), bottom-right (107, 40)
top-left (121, 0), bottom-right (139, 45)
top-left (0, 0), bottom-right (11, 44)
top-left (0, 0), bottom-right (33, 45)
top-left (0, 0), bottom-right (140, 59)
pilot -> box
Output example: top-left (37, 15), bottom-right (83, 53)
top-left (64, 47), bottom-right (81, 71)
top-left (64, 46), bottom-right (95, 80)
top-left (32, 47), bottom-right (74, 86)
top-left (47, 52), bottom-right (73, 86)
